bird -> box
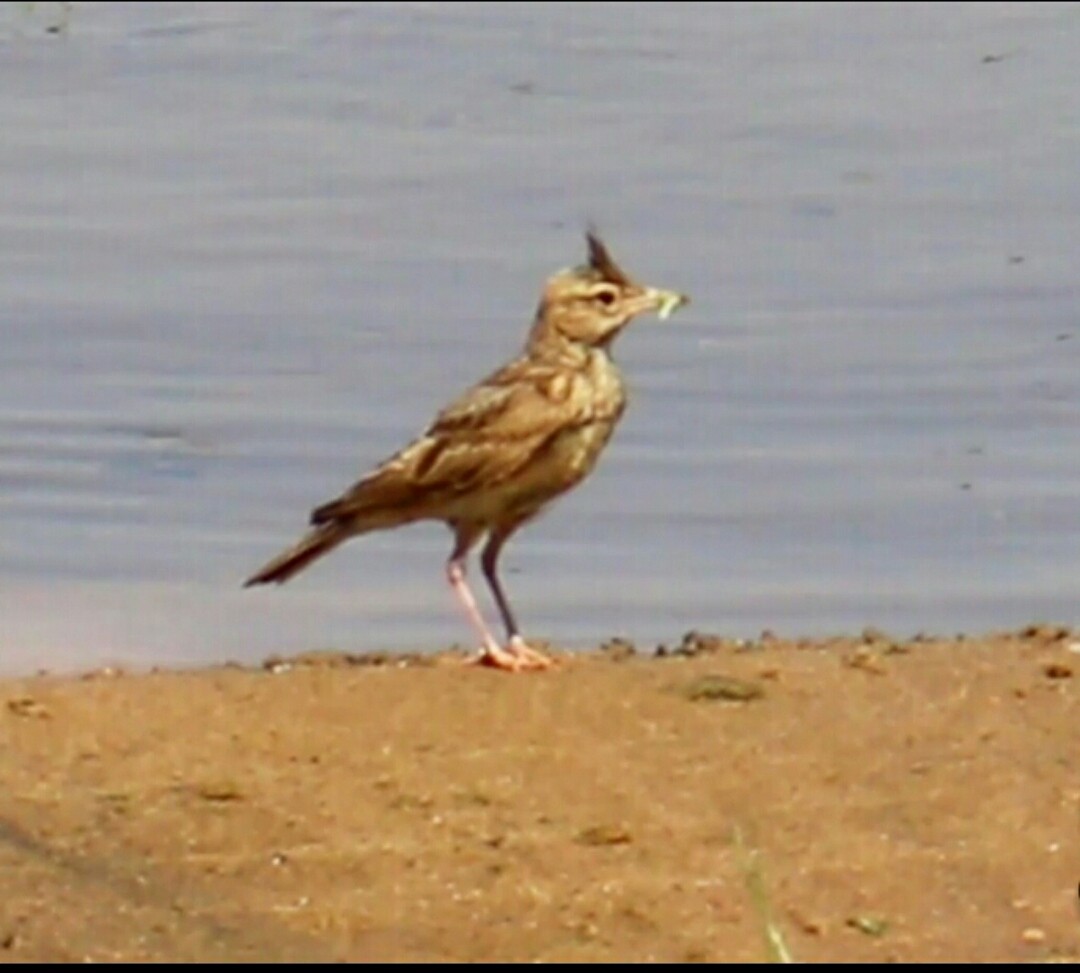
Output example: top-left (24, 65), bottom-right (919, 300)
top-left (244, 230), bottom-right (688, 671)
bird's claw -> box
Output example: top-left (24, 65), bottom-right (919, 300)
top-left (467, 636), bottom-right (555, 672)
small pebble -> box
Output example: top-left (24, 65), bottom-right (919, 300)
top-left (576, 824), bottom-right (632, 846)
top-left (679, 675), bottom-right (764, 702)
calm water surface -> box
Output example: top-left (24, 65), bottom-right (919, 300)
top-left (2, 2), bottom-right (1078, 674)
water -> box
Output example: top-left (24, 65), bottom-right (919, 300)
top-left (2, 1), bottom-right (1078, 675)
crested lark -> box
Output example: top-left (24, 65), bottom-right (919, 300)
top-left (244, 231), bottom-right (688, 671)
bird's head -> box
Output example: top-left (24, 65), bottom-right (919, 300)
top-left (527, 230), bottom-right (688, 353)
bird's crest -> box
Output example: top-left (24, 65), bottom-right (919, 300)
top-left (585, 228), bottom-right (633, 287)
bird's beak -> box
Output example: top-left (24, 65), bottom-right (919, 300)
top-left (642, 287), bottom-right (690, 321)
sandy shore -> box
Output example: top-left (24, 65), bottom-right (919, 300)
top-left (0, 626), bottom-right (1076, 962)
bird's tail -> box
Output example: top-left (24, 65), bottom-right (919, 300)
top-left (243, 523), bottom-right (348, 587)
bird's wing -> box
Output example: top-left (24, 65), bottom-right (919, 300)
top-left (310, 357), bottom-right (598, 524)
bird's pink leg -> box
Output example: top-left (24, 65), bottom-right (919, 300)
top-left (446, 558), bottom-right (500, 654)
top-left (446, 559), bottom-right (529, 671)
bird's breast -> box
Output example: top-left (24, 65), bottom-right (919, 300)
top-left (581, 349), bottom-right (627, 422)
top-left (547, 353), bottom-right (627, 480)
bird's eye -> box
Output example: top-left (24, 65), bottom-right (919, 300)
top-left (593, 289), bottom-right (617, 306)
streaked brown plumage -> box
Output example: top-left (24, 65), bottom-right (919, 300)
top-left (244, 231), bottom-right (688, 671)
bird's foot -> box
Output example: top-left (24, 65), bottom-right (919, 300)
top-left (468, 636), bottom-right (554, 672)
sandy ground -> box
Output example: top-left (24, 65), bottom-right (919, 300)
top-left (0, 625), bottom-right (1077, 963)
